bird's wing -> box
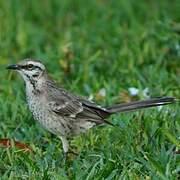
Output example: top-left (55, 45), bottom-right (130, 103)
top-left (49, 100), bottom-right (84, 118)
top-left (48, 88), bottom-right (84, 117)
top-left (47, 83), bottom-right (111, 124)
top-left (76, 97), bottom-right (111, 118)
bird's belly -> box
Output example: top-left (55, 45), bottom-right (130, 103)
top-left (27, 97), bottom-right (96, 137)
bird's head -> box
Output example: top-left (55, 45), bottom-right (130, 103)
top-left (7, 59), bottom-right (47, 88)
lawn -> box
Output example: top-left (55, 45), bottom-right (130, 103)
top-left (0, 0), bottom-right (179, 179)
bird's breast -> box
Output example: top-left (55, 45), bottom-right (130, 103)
top-left (26, 93), bottom-right (45, 121)
top-left (26, 92), bottom-right (67, 136)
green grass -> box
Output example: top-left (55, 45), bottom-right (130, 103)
top-left (0, 0), bottom-right (180, 179)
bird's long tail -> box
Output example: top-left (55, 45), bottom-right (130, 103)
top-left (106, 97), bottom-right (176, 114)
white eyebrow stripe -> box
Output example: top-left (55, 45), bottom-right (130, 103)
top-left (28, 61), bottom-right (45, 70)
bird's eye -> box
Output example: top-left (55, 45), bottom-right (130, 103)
top-left (27, 64), bottom-right (33, 69)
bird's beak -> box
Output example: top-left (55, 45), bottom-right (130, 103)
top-left (6, 64), bottom-right (20, 70)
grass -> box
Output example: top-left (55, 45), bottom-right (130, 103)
top-left (0, 0), bottom-right (180, 179)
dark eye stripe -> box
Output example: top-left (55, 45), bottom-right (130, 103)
top-left (20, 65), bottom-right (42, 70)
top-left (20, 65), bottom-right (29, 70)
top-left (34, 66), bottom-right (42, 70)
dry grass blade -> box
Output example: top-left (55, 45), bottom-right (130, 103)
top-left (0, 138), bottom-right (32, 152)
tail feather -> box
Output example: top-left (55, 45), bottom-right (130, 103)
top-left (106, 97), bottom-right (176, 114)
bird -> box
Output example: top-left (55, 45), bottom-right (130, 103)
top-left (6, 59), bottom-right (176, 155)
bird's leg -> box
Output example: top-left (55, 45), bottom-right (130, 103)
top-left (60, 136), bottom-right (69, 161)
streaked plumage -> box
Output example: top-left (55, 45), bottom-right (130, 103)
top-left (7, 59), bottom-right (176, 154)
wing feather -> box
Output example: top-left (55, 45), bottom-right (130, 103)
top-left (49, 100), bottom-right (83, 117)
top-left (46, 80), bottom-right (111, 124)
